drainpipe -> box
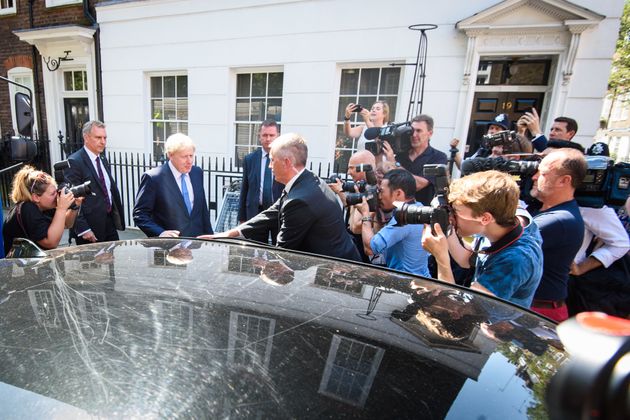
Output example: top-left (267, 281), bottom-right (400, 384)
top-left (84, 0), bottom-right (104, 122)
top-left (28, 0), bottom-right (44, 141)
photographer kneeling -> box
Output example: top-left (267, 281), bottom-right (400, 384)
top-left (2, 166), bottom-right (82, 254)
top-left (422, 170), bottom-right (543, 307)
top-left (356, 169), bottom-right (430, 276)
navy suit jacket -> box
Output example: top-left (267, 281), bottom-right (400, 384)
top-left (65, 147), bottom-right (125, 240)
top-left (238, 148), bottom-right (284, 222)
top-left (240, 169), bottom-right (361, 261)
top-left (133, 163), bottom-right (213, 237)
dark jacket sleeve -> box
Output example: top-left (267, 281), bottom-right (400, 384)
top-left (238, 156), bottom-right (250, 223)
top-left (275, 197), bottom-right (315, 250)
top-left (64, 155), bottom-right (91, 235)
top-left (133, 173), bottom-right (164, 237)
top-left (240, 198), bottom-right (278, 239)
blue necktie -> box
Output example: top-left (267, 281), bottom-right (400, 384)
top-left (262, 153), bottom-right (272, 207)
top-left (181, 173), bottom-right (192, 214)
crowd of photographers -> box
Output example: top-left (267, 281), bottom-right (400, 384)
top-left (2, 107), bottom-right (629, 321)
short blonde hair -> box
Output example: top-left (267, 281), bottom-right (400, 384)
top-left (165, 133), bottom-right (196, 156)
top-left (448, 170), bottom-right (519, 227)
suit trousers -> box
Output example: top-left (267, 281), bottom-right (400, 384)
top-left (74, 212), bottom-right (120, 245)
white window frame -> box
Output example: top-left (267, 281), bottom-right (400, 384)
top-left (0, 0), bottom-right (16, 16)
top-left (232, 66), bottom-right (284, 163)
top-left (62, 69), bottom-right (88, 93)
top-left (45, 0), bottom-right (81, 7)
top-left (334, 64), bottom-right (402, 170)
top-left (147, 71), bottom-right (188, 160)
top-left (8, 67), bottom-right (38, 137)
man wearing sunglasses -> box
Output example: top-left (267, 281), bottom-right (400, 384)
top-left (421, 170), bottom-right (543, 308)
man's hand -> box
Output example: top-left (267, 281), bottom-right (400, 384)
top-left (82, 231), bottom-right (97, 243)
top-left (520, 108), bottom-right (542, 136)
top-left (449, 138), bottom-right (460, 148)
top-left (422, 222), bottom-right (455, 283)
top-left (356, 196), bottom-right (370, 217)
top-left (382, 141), bottom-right (396, 162)
top-left (159, 230), bottom-right (180, 238)
top-left (328, 179), bottom-right (344, 195)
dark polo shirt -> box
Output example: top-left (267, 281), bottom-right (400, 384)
top-left (398, 144), bottom-right (448, 205)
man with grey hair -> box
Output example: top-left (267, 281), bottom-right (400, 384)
top-left (65, 120), bottom-right (125, 244)
top-left (134, 133), bottom-right (213, 237)
top-left (201, 133), bottom-right (360, 261)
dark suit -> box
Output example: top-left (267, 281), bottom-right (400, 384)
top-left (65, 147), bottom-right (125, 244)
top-left (240, 170), bottom-right (361, 261)
top-left (133, 163), bottom-right (213, 237)
top-left (238, 148), bottom-right (284, 222)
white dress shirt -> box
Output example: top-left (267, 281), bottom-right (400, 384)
top-left (575, 206), bottom-right (630, 267)
top-left (168, 161), bottom-right (195, 209)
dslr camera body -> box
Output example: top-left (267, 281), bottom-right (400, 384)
top-left (53, 160), bottom-right (93, 198)
top-left (394, 164), bottom-right (450, 234)
top-left (364, 122), bottom-right (413, 157)
top-left (329, 164), bottom-right (379, 212)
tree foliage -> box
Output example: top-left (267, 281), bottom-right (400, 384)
top-left (609, 1), bottom-right (630, 95)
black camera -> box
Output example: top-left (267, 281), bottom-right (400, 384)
top-left (329, 175), bottom-right (368, 193)
top-left (338, 163), bottom-right (379, 212)
top-left (460, 156), bottom-right (539, 202)
top-left (364, 122), bottom-right (413, 156)
top-left (53, 160), bottom-right (93, 198)
top-left (394, 164), bottom-right (450, 234)
top-left (481, 130), bottom-right (518, 150)
top-left (352, 104), bottom-right (363, 113)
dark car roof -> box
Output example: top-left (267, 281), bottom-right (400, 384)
top-left (0, 238), bottom-right (566, 418)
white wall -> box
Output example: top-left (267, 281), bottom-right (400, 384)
top-left (96, 0), bottom-right (623, 162)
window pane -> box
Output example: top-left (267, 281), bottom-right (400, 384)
top-left (165, 121), bottom-right (178, 138)
top-left (151, 77), bottom-right (162, 97)
top-left (236, 99), bottom-right (250, 121)
top-left (64, 71), bottom-right (73, 91)
top-left (268, 72), bottom-right (283, 96)
top-left (176, 98), bottom-right (188, 120)
top-left (235, 146), bottom-right (250, 162)
top-left (340, 69), bottom-right (359, 95)
top-left (334, 149), bottom-right (352, 173)
top-left (237, 74), bottom-right (250, 97)
top-left (177, 76), bottom-right (188, 98)
top-left (82, 71), bottom-right (88, 90)
top-left (359, 69), bottom-right (379, 95)
top-left (73, 71), bottom-right (84, 91)
top-left (266, 98), bottom-right (281, 121)
top-left (151, 99), bottom-right (163, 118)
top-left (251, 73), bottom-right (266, 97)
top-left (251, 99), bottom-right (265, 121)
top-left (153, 122), bottom-right (165, 156)
top-left (163, 98), bottom-right (176, 119)
top-left (235, 124), bottom-right (250, 145)
top-left (164, 76), bottom-right (176, 97)
top-left (178, 122), bottom-right (188, 135)
top-left (380, 68), bottom-right (400, 94)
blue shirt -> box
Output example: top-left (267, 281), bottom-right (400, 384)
top-left (474, 222), bottom-right (544, 308)
top-left (370, 206), bottom-right (430, 276)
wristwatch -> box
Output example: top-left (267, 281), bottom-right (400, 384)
top-left (361, 216), bottom-right (373, 223)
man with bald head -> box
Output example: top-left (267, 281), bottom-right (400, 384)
top-left (329, 150), bottom-right (377, 262)
top-left (202, 133), bottom-right (361, 261)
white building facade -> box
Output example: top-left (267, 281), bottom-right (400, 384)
top-left (94, 0), bottom-right (624, 169)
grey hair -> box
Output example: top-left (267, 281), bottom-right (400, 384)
top-left (270, 133), bottom-right (308, 167)
top-left (82, 120), bottom-right (106, 137)
top-left (165, 133), bottom-right (196, 156)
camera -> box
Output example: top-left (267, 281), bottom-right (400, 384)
top-left (352, 104), bottom-right (363, 113)
top-left (481, 130), bottom-right (518, 150)
top-left (53, 160), bottom-right (94, 198)
top-left (461, 156), bottom-right (539, 202)
top-left (337, 163), bottom-right (379, 212)
top-left (394, 164), bottom-right (450, 234)
top-left (364, 122), bottom-right (413, 157)
top-left (575, 156), bottom-right (630, 209)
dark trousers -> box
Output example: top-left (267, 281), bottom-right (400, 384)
top-left (75, 213), bottom-right (119, 245)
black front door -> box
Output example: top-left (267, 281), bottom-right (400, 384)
top-left (465, 91), bottom-right (545, 157)
top-left (63, 98), bottom-right (90, 157)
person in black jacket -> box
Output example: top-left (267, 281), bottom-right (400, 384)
top-left (65, 120), bottom-right (125, 244)
top-left (3, 165), bottom-right (81, 253)
top-left (201, 133), bottom-right (361, 261)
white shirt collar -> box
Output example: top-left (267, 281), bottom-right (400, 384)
top-left (284, 168), bottom-right (306, 193)
top-left (167, 160), bottom-right (186, 180)
top-left (84, 147), bottom-right (100, 162)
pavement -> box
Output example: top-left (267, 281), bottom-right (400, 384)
top-left (2, 207), bottom-right (147, 250)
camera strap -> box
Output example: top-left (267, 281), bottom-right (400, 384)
top-left (477, 223), bottom-right (523, 255)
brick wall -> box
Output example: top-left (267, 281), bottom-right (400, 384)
top-left (0, 0), bottom-right (96, 139)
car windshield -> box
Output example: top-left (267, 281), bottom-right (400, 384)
top-left (0, 238), bottom-right (566, 418)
